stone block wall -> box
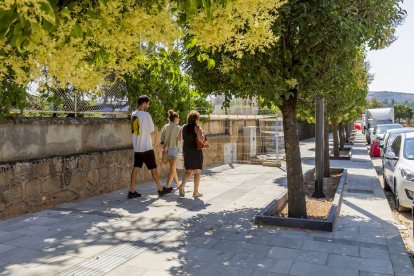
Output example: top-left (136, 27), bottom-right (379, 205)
top-left (0, 116), bottom-right (272, 219)
top-left (0, 150), bottom-right (132, 219)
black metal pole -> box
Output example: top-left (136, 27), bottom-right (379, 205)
top-left (314, 96), bottom-right (326, 198)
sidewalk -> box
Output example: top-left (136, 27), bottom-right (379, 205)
top-left (0, 133), bottom-right (413, 275)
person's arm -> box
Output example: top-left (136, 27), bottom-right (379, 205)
top-left (160, 125), bottom-right (166, 145)
top-left (177, 126), bottom-right (183, 142)
top-left (145, 113), bottom-right (155, 133)
top-left (195, 125), bottom-right (205, 142)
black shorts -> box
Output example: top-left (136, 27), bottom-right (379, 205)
top-left (134, 150), bottom-right (157, 170)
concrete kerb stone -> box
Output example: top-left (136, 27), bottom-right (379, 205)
top-left (255, 168), bottom-right (347, 232)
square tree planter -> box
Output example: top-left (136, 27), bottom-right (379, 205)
top-left (330, 147), bottom-right (352, 160)
top-left (255, 168), bottom-right (347, 232)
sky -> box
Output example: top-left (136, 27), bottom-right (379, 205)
top-left (367, 1), bottom-right (414, 93)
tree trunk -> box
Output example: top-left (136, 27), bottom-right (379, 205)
top-left (279, 96), bottom-right (307, 218)
top-left (345, 123), bottom-right (351, 143)
top-left (339, 123), bottom-right (345, 151)
top-left (332, 121), bottom-right (340, 157)
top-left (323, 107), bottom-right (330, 177)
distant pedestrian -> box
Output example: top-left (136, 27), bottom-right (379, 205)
top-left (177, 110), bottom-right (207, 198)
top-left (160, 109), bottom-right (181, 191)
top-left (128, 95), bottom-right (169, 198)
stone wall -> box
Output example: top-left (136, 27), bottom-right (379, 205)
top-left (0, 150), bottom-right (131, 219)
top-left (0, 116), bottom-right (276, 219)
top-left (0, 118), bottom-right (131, 163)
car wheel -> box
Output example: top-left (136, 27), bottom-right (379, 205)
top-left (383, 173), bottom-right (391, 191)
top-left (394, 181), bottom-right (408, 212)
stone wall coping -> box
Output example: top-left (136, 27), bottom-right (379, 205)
top-left (0, 117), bottom-right (130, 126)
top-left (0, 147), bottom-right (133, 167)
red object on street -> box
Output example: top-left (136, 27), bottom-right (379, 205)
top-left (369, 141), bottom-right (381, 157)
top-left (354, 124), bottom-right (361, 130)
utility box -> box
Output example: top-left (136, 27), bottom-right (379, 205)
top-left (243, 126), bottom-right (257, 159)
top-left (224, 142), bottom-right (237, 164)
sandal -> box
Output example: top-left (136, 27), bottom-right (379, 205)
top-left (192, 192), bottom-right (203, 198)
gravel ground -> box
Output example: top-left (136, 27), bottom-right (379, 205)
top-left (371, 155), bottom-right (414, 259)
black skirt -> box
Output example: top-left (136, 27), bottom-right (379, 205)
top-left (183, 146), bottom-right (203, 170)
top-left (182, 123), bottom-right (203, 170)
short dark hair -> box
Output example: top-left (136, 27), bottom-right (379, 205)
top-left (138, 95), bottom-right (150, 106)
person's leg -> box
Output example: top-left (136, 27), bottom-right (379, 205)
top-left (179, 170), bottom-right (193, 197)
top-left (128, 153), bottom-right (143, 198)
top-left (173, 166), bottom-right (180, 187)
top-left (150, 168), bottom-right (164, 191)
top-left (166, 158), bottom-right (176, 188)
top-left (193, 169), bottom-right (202, 197)
top-left (130, 167), bottom-right (140, 192)
top-left (143, 150), bottom-right (165, 193)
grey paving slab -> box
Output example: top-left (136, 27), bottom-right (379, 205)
top-left (289, 261), bottom-right (359, 276)
top-left (301, 239), bottom-right (359, 256)
top-left (186, 264), bottom-right (254, 276)
top-left (0, 247), bottom-right (47, 268)
top-left (267, 247), bottom-right (328, 265)
top-left (327, 254), bottom-right (393, 274)
top-left (390, 253), bottom-right (414, 274)
top-left (182, 236), bottom-right (220, 249)
top-left (212, 240), bottom-right (272, 257)
top-left (359, 271), bottom-right (392, 276)
top-left (252, 271), bottom-right (289, 276)
top-left (228, 253), bottom-right (293, 274)
top-left (0, 231), bottom-right (24, 244)
top-left (0, 133), bottom-right (413, 275)
top-left (360, 247), bottom-right (391, 260)
top-left (0, 244), bottom-right (15, 255)
top-left (246, 233), bottom-right (304, 249)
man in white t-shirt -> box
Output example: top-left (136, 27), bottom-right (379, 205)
top-left (128, 95), bottom-right (169, 198)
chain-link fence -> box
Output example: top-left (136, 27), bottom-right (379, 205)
top-left (14, 81), bottom-right (129, 117)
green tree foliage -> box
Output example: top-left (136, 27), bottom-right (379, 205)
top-left (366, 98), bottom-right (384, 108)
top-left (0, 75), bottom-right (26, 119)
top-left (394, 104), bottom-right (414, 122)
top-left (124, 48), bottom-right (212, 128)
top-left (0, 0), bottom-right (281, 90)
top-left (186, 0), bottom-right (404, 218)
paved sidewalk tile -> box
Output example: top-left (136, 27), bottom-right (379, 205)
top-left (301, 239), bottom-right (359, 256)
top-left (0, 133), bottom-right (413, 275)
top-left (228, 253), bottom-right (293, 274)
top-left (360, 247), bottom-right (391, 260)
top-left (327, 254), bottom-right (393, 274)
top-left (267, 247), bottom-right (328, 265)
top-left (289, 261), bottom-right (359, 276)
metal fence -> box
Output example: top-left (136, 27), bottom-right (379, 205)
top-left (199, 113), bottom-right (286, 165)
top-left (14, 81), bottom-right (129, 117)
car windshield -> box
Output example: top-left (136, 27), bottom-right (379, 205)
top-left (404, 138), bottom-right (414, 160)
top-left (377, 125), bottom-right (402, 134)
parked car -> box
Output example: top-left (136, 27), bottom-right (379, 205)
top-left (380, 128), bottom-right (414, 157)
top-left (383, 132), bottom-right (414, 211)
top-left (371, 124), bottom-right (403, 145)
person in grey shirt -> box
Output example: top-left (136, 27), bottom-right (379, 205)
top-left (160, 109), bottom-right (181, 191)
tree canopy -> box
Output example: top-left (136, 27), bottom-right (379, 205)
top-left (0, 0), bottom-right (282, 91)
top-left (185, 0), bottom-right (405, 217)
top-left (394, 103), bottom-right (414, 122)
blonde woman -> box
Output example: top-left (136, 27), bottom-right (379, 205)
top-left (160, 110), bottom-right (181, 192)
top-left (177, 110), bottom-right (206, 198)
